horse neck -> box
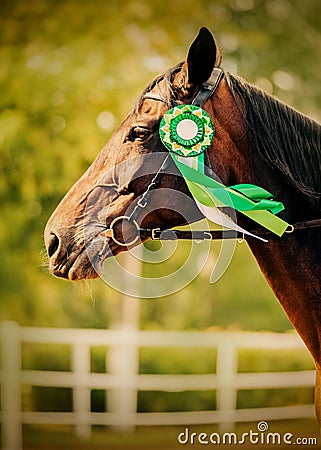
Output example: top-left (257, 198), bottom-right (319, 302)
top-left (248, 230), bottom-right (321, 364)
top-left (241, 151), bottom-right (321, 364)
top-left (220, 80), bottom-right (321, 364)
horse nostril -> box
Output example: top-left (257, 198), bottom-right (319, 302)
top-left (47, 233), bottom-right (60, 258)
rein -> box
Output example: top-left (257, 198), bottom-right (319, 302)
top-left (146, 218), bottom-right (321, 241)
top-left (106, 217), bottom-right (321, 246)
top-left (104, 68), bottom-right (321, 247)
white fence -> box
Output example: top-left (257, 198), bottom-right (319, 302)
top-left (0, 321), bottom-right (316, 450)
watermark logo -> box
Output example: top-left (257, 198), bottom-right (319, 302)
top-left (177, 422), bottom-right (318, 446)
top-left (257, 420), bottom-right (269, 432)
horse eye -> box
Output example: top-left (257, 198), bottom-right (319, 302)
top-left (128, 126), bottom-right (151, 142)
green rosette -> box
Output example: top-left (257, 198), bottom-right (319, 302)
top-left (159, 104), bottom-right (215, 157)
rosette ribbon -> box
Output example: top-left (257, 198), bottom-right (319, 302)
top-left (159, 104), bottom-right (290, 241)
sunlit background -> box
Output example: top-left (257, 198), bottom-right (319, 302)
top-left (1, 0), bottom-right (320, 448)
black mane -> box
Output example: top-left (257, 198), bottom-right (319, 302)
top-left (226, 73), bottom-right (321, 208)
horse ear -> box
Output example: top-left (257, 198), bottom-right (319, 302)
top-left (185, 27), bottom-right (221, 89)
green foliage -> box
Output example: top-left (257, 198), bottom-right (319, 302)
top-left (0, 0), bottom-right (320, 330)
top-left (91, 346), bottom-right (108, 373)
top-left (237, 387), bottom-right (314, 409)
top-left (139, 347), bottom-right (216, 374)
top-left (22, 343), bottom-right (71, 371)
top-left (30, 387), bottom-right (73, 412)
top-left (238, 348), bottom-right (315, 373)
top-left (138, 390), bottom-right (216, 413)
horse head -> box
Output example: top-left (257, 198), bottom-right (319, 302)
top-left (44, 28), bottom-right (265, 281)
top-left (45, 29), bottom-right (233, 280)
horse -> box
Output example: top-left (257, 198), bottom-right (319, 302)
top-left (44, 27), bottom-right (321, 421)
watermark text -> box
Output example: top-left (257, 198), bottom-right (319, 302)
top-left (178, 422), bottom-right (318, 446)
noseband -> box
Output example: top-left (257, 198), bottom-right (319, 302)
top-left (104, 68), bottom-right (321, 246)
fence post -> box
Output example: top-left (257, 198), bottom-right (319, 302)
top-left (0, 321), bottom-right (23, 450)
top-left (216, 335), bottom-right (238, 431)
top-left (107, 327), bottom-right (139, 431)
top-left (107, 252), bottom-right (141, 431)
top-left (71, 340), bottom-right (91, 440)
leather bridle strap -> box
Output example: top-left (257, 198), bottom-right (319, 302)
top-left (137, 218), bottom-right (321, 242)
top-left (104, 218), bottom-right (321, 247)
top-left (142, 68), bottom-right (224, 108)
top-left (192, 68), bottom-right (224, 107)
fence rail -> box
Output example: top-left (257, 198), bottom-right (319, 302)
top-left (0, 321), bottom-right (316, 450)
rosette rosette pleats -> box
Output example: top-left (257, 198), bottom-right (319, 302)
top-left (159, 105), bottom-right (214, 157)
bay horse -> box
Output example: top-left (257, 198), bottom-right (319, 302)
top-left (45, 28), bottom-right (321, 421)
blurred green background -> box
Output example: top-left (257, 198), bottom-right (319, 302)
top-left (1, 0), bottom-right (320, 331)
top-left (1, 0), bottom-right (321, 446)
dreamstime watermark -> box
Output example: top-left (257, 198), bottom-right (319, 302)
top-left (177, 422), bottom-right (318, 446)
top-left (83, 152), bottom-right (237, 298)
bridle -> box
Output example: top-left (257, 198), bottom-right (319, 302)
top-left (105, 68), bottom-right (321, 247)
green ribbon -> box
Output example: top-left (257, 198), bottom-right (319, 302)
top-left (159, 104), bottom-right (290, 238)
top-left (172, 154), bottom-right (290, 237)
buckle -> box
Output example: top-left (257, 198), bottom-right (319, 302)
top-left (136, 198), bottom-right (148, 208)
top-left (151, 228), bottom-right (161, 240)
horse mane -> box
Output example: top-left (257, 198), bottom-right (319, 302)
top-left (225, 72), bottom-right (321, 208)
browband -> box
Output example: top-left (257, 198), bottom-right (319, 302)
top-left (142, 67), bottom-right (224, 108)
